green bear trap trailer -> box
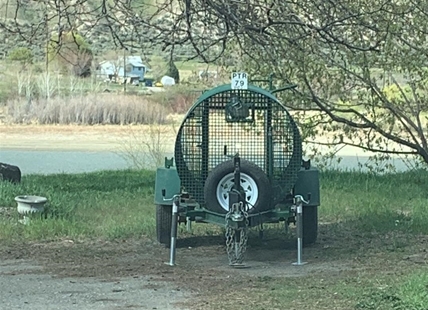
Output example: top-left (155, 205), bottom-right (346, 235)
top-left (154, 73), bottom-right (320, 267)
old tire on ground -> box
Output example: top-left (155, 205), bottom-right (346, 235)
top-left (303, 206), bottom-right (318, 245)
top-left (156, 204), bottom-right (172, 246)
top-left (0, 162), bottom-right (21, 184)
top-left (204, 160), bottom-right (272, 214)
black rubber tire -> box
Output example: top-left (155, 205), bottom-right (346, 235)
top-left (0, 162), bottom-right (21, 184)
top-left (303, 206), bottom-right (318, 245)
top-left (156, 204), bottom-right (172, 246)
top-left (204, 159), bottom-right (272, 214)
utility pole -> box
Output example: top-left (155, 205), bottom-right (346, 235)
top-left (45, 11), bottom-right (49, 74)
top-left (123, 47), bottom-right (127, 93)
top-left (44, 0), bottom-right (50, 100)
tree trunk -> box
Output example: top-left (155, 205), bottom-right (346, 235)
top-left (0, 163), bottom-right (21, 184)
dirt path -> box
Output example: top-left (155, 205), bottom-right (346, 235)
top-left (0, 232), bottom-right (344, 310)
top-left (0, 260), bottom-right (189, 310)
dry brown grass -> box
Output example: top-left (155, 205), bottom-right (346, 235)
top-left (4, 93), bottom-right (169, 125)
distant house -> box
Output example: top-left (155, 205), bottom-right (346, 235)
top-left (97, 56), bottom-right (148, 82)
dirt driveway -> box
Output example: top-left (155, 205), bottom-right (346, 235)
top-left (1, 225), bottom-right (426, 310)
top-left (0, 231), bottom-right (338, 310)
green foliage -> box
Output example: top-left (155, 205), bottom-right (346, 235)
top-left (48, 31), bottom-right (92, 56)
top-left (165, 58), bottom-right (180, 83)
top-left (7, 47), bottom-right (33, 64)
top-left (396, 272), bottom-right (428, 309)
top-left (382, 84), bottom-right (413, 102)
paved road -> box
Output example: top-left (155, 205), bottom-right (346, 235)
top-left (0, 150), bottom-right (132, 175)
top-left (0, 149), bottom-right (414, 175)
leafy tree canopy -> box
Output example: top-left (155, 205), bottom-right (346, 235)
top-left (148, 0), bottom-right (428, 166)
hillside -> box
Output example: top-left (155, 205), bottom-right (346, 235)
top-left (0, 0), bottom-right (188, 60)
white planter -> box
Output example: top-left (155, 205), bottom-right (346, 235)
top-left (15, 195), bottom-right (48, 215)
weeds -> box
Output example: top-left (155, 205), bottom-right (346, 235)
top-left (5, 94), bottom-right (169, 125)
top-left (344, 271), bottom-right (428, 310)
top-left (0, 61), bottom-right (200, 125)
top-left (258, 269), bottom-right (428, 310)
top-left (149, 84), bottom-right (200, 113)
top-left (397, 272), bottom-right (428, 309)
top-left (117, 123), bottom-right (176, 169)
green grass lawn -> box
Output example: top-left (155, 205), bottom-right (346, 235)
top-left (0, 169), bottom-right (157, 241)
top-left (1, 169), bottom-right (428, 241)
top-left (320, 170), bottom-right (428, 234)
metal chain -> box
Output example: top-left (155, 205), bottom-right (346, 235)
top-left (238, 203), bottom-right (249, 263)
top-left (225, 207), bottom-right (235, 264)
top-left (225, 201), bottom-right (249, 265)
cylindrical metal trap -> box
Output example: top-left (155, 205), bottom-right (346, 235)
top-left (174, 84), bottom-right (302, 212)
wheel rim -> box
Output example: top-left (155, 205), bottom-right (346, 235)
top-left (216, 172), bottom-right (258, 212)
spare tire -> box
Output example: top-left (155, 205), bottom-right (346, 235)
top-left (204, 160), bottom-right (272, 214)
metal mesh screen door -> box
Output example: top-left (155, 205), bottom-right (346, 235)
top-left (175, 87), bottom-right (302, 207)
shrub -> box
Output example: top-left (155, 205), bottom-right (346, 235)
top-left (118, 124), bottom-right (176, 169)
top-left (7, 47), bottom-right (33, 65)
top-left (150, 85), bottom-right (199, 113)
top-left (382, 84), bottom-right (412, 102)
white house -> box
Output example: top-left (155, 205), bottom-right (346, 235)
top-left (97, 56), bottom-right (148, 82)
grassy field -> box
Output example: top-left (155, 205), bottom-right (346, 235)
top-left (1, 168), bottom-right (427, 239)
top-left (0, 169), bottom-right (157, 241)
